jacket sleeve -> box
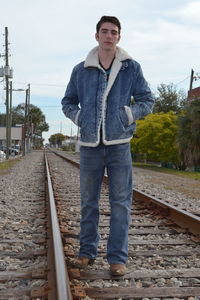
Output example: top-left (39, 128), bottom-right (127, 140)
top-left (61, 67), bottom-right (80, 126)
top-left (125, 62), bottom-right (155, 124)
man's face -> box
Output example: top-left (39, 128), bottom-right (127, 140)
top-left (95, 22), bottom-right (120, 51)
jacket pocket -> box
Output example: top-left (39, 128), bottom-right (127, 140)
top-left (119, 107), bottom-right (129, 127)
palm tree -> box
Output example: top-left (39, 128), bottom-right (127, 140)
top-left (12, 103), bottom-right (49, 148)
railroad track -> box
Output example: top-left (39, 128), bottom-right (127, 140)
top-left (46, 149), bottom-right (200, 299)
top-left (49, 149), bottom-right (200, 219)
top-left (0, 151), bottom-right (70, 299)
top-left (0, 151), bottom-right (50, 299)
top-left (1, 150), bottom-right (200, 299)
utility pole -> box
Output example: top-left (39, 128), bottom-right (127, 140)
top-left (30, 113), bottom-right (33, 152)
top-left (27, 83), bottom-right (30, 153)
top-left (9, 81), bottom-right (12, 148)
top-left (28, 84), bottom-right (32, 152)
top-left (1, 27), bottom-right (13, 159)
top-left (189, 69), bottom-right (194, 91)
top-left (5, 27), bottom-right (10, 159)
top-left (22, 88), bottom-right (29, 156)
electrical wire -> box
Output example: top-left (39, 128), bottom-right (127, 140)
top-left (174, 76), bottom-right (190, 86)
top-left (13, 81), bottom-right (66, 88)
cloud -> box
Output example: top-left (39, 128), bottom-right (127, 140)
top-left (1, 0), bottom-right (200, 141)
top-left (123, 11), bottom-right (200, 87)
top-left (175, 1), bottom-right (200, 24)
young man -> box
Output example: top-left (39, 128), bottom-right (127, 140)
top-left (61, 16), bottom-right (154, 276)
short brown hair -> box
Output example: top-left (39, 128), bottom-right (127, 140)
top-left (96, 16), bottom-right (121, 34)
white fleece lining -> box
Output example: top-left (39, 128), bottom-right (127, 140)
top-left (124, 105), bottom-right (134, 125)
top-left (74, 110), bottom-right (80, 126)
top-left (82, 46), bottom-right (133, 147)
top-left (101, 57), bottom-right (122, 144)
top-left (84, 46), bottom-right (132, 68)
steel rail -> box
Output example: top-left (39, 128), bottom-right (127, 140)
top-left (134, 189), bottom-right (200, 235)
top-left (45, 152), bottom-right (73, 300)
top-left (50, 149), bottom-right (200, 236)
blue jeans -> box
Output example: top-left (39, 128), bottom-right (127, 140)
top-left (79, 143), bottom-right (132, 264)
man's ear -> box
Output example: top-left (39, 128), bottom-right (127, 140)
top-left (95, 33), bottom-right (99, 41)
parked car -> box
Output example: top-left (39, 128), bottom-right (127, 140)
top-left (9, 147), bottom-right (19, 155)
top-left (13, 144), bottom-right (20, 150)
top-left (0, 145), bottom-right (19, 156)
top-left (0, 145), bottom-right (6, 152)
top-left (0, 150), bottom-right (6, 160)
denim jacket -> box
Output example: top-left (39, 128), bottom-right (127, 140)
top-left (61, 46), bottom-right (154, 147)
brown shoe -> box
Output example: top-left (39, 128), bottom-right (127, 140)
top-left (110, 263), bottom-right (127, 276)
top-left (72, 256), bottom-right (95, 269)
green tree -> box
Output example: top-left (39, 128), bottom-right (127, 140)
top-left (49, 133), bottom-right (65, 146)
top-left (177, 98), bottom-right (200, 168)
top-left (131, 112), bottom-right (180, 167)
top-left (153, 83), bottom-right (186, 113)
top-left (11, 104), bottom-right (25, 126)
top-left (28, 105), bottom-right (49, 136)
top-left (12, 103), bottom-right (49, 148)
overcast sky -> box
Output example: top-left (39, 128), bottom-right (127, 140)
top-left (0, 0), bottom-right (200, 143)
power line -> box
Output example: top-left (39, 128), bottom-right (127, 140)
top-left (13, 74), bottom-right (198, 91)
top-left (0, 104), bottom-right (61, 109)
top-left (174, 75), bottom-right (190, 86)
top-left (13, 81), bottom-right (66, 88)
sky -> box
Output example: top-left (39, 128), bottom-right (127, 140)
top-left (0, 0), bottom-right (200, 143)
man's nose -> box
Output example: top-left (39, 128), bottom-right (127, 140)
top-left (106, 31), bottom-right (112, 38)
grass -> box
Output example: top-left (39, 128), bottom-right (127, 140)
top-left (0, 158), bottom-right (21, 172)
top-left (133, 162), bottom-right (200, 181)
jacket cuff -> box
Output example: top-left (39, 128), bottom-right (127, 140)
top-left (124, 106), bottom-right (134, 125)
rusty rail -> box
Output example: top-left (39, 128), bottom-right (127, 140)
top-left (45, 152), bottom-right (73, 300)
top-left (48, 149), bottom-right (200, 299)
top-left (50, 149), bottom-right (200, 236)
top-left (134, 189), bottom-right (200, 235)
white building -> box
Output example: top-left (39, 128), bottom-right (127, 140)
top-left (0, 125), bottom-right (22, 146)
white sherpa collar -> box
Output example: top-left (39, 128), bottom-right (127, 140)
top-left (84, 46), bottom-right (133, 68)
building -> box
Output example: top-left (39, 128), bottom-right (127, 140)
top-left (61, 135), bottom-right (80, 152)
top-left (188, 86), bottom-right (200, 101)
top-left (0, 125), bottom-right (22, 146)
